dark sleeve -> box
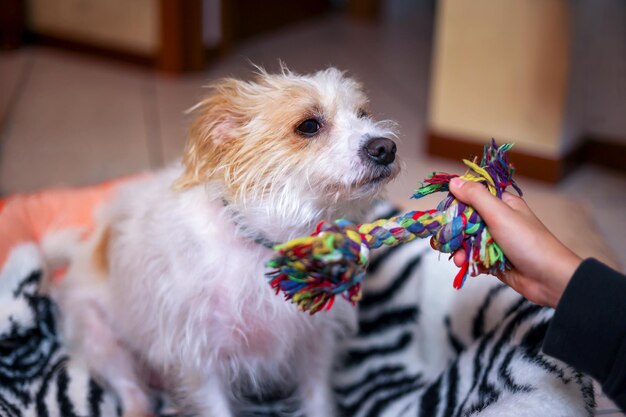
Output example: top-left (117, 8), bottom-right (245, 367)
top-left (542, 258), bottom-right (626, 410)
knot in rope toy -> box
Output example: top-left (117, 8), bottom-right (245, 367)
top-left (266, 140), bottom-right (522, 314)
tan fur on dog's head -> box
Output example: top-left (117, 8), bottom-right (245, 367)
top-left (176, 67), bottom-right (398, 209)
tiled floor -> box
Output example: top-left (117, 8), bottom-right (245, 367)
top-left (0, 9), bottom-right (624, 415)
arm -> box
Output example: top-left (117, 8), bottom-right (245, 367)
top-left (543, 258), bottom-right (626, 409)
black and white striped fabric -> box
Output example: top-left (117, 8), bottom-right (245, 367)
top-left (0, 207), bottom-right (595, 417)
top-left (0, 245), bottom-right (120, 417)
top-left (331, 203), bottom-right (595, 417)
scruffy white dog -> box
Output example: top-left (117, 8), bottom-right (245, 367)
top-left (52, 67), bottom-right (399, 417)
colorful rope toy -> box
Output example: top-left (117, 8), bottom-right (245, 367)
top-left (266, 140), bottom-right (522, 314)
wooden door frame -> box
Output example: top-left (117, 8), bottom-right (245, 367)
top-left (158, 0), bottom-right (205, 73)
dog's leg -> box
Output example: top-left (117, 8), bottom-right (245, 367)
top-left (299, 336), bottom-right (337, 417)
top-left (61, 299), bottom-right (153, 417)
top-left (191, 373), bottom-right (234, 417)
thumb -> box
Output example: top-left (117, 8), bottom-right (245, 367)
top-left (449, 178), bottom-right (511, 226)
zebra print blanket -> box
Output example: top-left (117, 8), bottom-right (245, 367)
top-left (0, 207), bottom-right (595, 417)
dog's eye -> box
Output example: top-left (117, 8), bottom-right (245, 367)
top-left (358, 108), bottom-right (370, 119)
top-left (296, 119), bottom-right (321, 136)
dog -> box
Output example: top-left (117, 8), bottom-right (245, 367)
top-left (51, 67), bottom-right (400, 417)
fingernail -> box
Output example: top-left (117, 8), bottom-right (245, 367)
top-left (450, 177), bottom-right (465, 189)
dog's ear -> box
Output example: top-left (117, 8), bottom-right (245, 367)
top-left (175, 79), bottom-right (247, 190)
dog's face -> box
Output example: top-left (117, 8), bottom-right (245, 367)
top-left (177, 68), bottom-right (399, 220)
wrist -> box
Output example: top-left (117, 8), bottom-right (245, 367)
top-left (547, 251), bottom-right (582, 307)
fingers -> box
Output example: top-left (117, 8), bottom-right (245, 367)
top-left (453, 249), bottom-right (466, 268)
top-left (501, 192), bottom-right (531, 214)
top-left (452, 249), bottom-right (491, 276)
top-left (449, 178), bottom-right (512, 226)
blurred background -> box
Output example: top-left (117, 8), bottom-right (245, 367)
top-left (0, 2), bottom-right (625, 261)
top-left (0, 1), bottom-right (625, 413)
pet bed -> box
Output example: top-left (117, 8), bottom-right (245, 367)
top-left (0, 180), bottom-right (597, 417)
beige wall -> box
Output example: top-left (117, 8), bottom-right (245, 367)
top-left (28, 0), bottom-right (159, 54)
top-left (429, 0), bottom-right (571, 157)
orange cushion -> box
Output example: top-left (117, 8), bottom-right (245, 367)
top-left (0, 177), bottom-right (141, 269)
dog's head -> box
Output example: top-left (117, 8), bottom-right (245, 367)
top-left (177, 67), bottom-right (399, 231)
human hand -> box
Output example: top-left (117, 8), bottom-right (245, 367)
top-left (448, 178), bottom-right (582, 308)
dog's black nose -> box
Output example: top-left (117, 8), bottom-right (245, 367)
top-left (364, 137), bottom-right (397, 165)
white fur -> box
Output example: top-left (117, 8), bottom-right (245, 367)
top-left (52, 68), bottom-right (399, 417)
